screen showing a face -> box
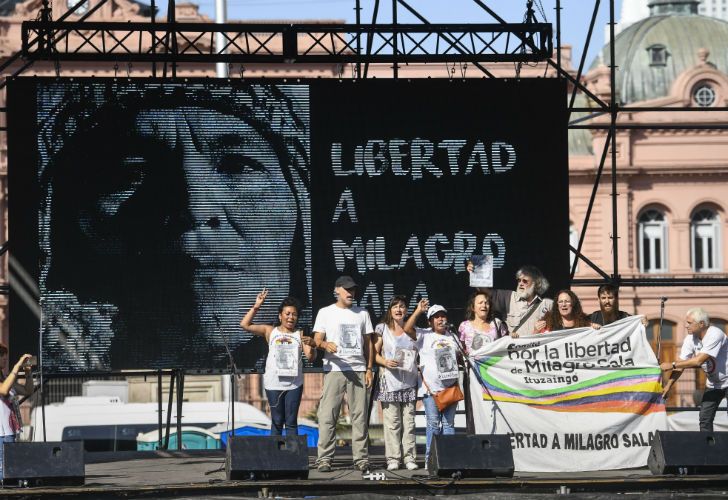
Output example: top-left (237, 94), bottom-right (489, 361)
top-left (8, 78), bottom-right (569, 373)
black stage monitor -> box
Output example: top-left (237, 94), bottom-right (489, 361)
top-left (8, 78), bottom-right (569, 373)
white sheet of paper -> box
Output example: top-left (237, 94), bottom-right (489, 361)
top-left (470, 254), bottom-right (494, 288)
top-left (275, 343), bottom-right (299, 377)
top-left (338, 324), bottom-right (362, 357)
top-left (394, 347), bottom-right (415, 372)
top-left (435, 347), bottom-right (458, 380)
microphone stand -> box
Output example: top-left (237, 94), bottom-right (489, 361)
top-left (203, 316), bottom-right (240, 475)
top-left (214, 316), bottom-right (239, 441)
top-left (443, 324), bottom-right (472, 432)
top-left (444, 323), bottom-right (515, 435)
top-left (657, 297), bottom-right (668, 362)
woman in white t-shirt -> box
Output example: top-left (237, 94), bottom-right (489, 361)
top-left (404, 299), bottom-right (460, 466)
top-left (240, 289), bottom-right (315, 436)
top-left (373, 295), bottom-right (420, 471)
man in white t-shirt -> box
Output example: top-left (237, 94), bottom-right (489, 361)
top-left (661, 308), bottom-right (728, 431)
top-left (313, 275), bottom-right (374, 472)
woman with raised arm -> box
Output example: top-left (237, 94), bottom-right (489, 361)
top-left (0, 347), bottom-right (34, 481)
top-left (458, 290), bottom-right (509, 353)
top-left (373, 295), bottom-right (420, 471)
top-left (241, 289), bottom-right (315, 436)
top-left (404, 298), bottom-right (460, 468)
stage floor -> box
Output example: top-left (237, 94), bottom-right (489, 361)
top-left (1, 446), bottom-right (728, 498)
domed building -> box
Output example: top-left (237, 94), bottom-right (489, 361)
top-left (591, 0), bottom-right (728, 105)
top-left (574, 0), bottom-right (728, 405)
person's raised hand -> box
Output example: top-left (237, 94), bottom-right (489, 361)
top-left (254, 288), bottom-right (269, 308)
top-left (13, 354), bottom-right (33, 374)
top-left (416, 298), bottom-right (429, 314)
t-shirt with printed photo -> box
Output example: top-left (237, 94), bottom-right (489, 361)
top-left (313, 303), bottom-right (373, 372)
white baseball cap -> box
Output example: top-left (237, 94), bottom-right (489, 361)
top-left (426, 304), bottom-right (447, 320)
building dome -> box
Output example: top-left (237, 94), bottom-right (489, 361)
top-left (591, 2), bottom-right (728, 104)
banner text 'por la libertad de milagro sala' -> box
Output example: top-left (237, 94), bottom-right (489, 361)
top-left (469, 315), bottom-right (668, 472)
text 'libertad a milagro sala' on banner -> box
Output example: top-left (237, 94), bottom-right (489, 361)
top-left (469, 315), bottom-right (668, 472)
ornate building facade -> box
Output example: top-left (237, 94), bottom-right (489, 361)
top-left (577, 0), bottom-right (728, 404)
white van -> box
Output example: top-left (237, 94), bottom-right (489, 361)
top-left (29, 396), bottom-right (271, 451)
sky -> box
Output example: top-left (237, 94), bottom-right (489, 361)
top-left (160, 0), bottom-right (626, 70)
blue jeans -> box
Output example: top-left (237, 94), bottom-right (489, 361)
top-left (0, 434), bottom-right (16, 480)
top-left (265, 386), bottom-right (303, 436)
top-left (422, 394), bottom-right (456, 465)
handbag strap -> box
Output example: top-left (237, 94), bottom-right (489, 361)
top-left (417, 366), bottom-right (434, 396)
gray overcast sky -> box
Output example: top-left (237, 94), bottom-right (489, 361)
top-left (168, 0), bottom-right (625, 69)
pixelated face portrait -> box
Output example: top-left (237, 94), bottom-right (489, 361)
top-left (339, 325), bottom-right (359, 349)
top-left (36, 82), bottom-right (311, 371)
top-left (276, 349), bottom-right (296, 370)
top-left (437, 349), bottom-right (455, 372)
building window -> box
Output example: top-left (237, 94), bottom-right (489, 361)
top-left (691, 208), bottom-right (721, 272)
top-left (693, 84), bottom-right (716, 107)
top-left (646, 319), bottom-right (675, 344)
top-left (638, 209), bottom-right (668, 273)
top-left (647, 44), bottom-right (668, 66)
top-left (569, 223), bottom-right (579, 272)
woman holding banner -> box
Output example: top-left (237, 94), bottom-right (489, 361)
top-left (240, 289), bottom-right (315, 436)
top-left (540, 290), bottom-right (590, 333)
top-left (404, 299), bottom-right (461, 467)
top-left (458, 290), bottom-right (509, 353)
top-left (373, 295), bottom-right (420, 471)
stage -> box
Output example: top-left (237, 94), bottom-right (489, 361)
top-left (1, 446), bottom-right (727, 499)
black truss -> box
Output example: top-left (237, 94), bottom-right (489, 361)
top-left (21, 21), bottom-right (552, 64)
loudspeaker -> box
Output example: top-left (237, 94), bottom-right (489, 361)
top-left (226, 435), bottom-right (309, 480)
top-left (3, 441), bottom-right (85, 486)
top-left (648, 431), bottom-right (728, 475)
top-left (430, 434), bottom-right (514, 478)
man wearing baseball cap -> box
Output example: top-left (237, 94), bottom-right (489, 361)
top-left (313, 275), bottom-right (374, 472)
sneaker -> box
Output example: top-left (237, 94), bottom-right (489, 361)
top-left (355, 460), bottom-right (370, 472)
top-left (317, 461), bottom-right (332, 473)
top-left (405, 461), bottom-right (419, 470)
top-left (386, 461), bottom-right (399, 471)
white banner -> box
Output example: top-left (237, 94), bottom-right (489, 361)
top-left (469, 315), bottom-right (668, 472)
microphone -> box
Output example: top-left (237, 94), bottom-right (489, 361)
top-left (659, 296), bottom-right (669, 302)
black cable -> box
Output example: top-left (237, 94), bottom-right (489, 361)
top-left (204, 464), bottom-right (225, 475)
top-left (386, 469), bottom-right (458, 493)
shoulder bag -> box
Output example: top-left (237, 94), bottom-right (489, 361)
top-left (418, 367), bottom-right (463, 412)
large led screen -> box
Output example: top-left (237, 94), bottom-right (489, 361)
top-left (9, 78), bottom-right (569, 373)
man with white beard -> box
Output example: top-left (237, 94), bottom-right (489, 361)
top-left (468, 265), bottom-right (553, 337)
